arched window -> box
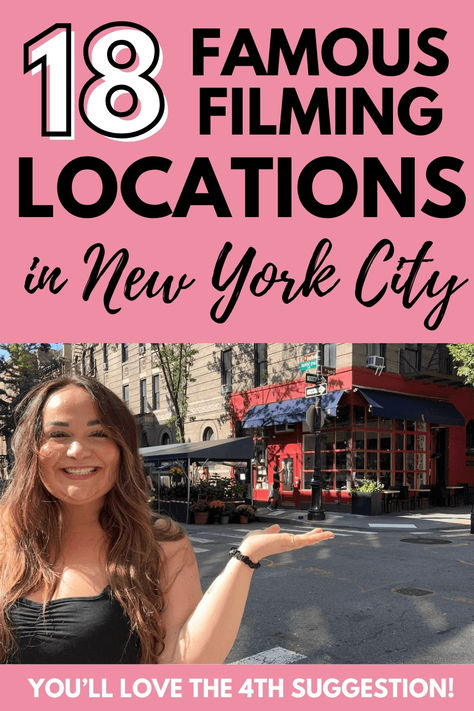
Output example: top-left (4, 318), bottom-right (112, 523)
top-left (466, 420), bottom-right (474, 457)
top-left (161, 432), bottom-right (171, 445)
top-left (203, 427), bottom-right (215, 441)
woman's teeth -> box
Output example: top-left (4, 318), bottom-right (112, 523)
top-left (64, 468), bottom-right (97, 475)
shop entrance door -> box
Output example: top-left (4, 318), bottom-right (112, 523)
top-left (282, 456), bottom-right (294, 491)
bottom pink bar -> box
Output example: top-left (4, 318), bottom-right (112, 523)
top-left (0, 664), bottom-right (467, 711)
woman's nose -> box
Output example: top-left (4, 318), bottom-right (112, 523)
top-left (66, 439), bottom-right (91, 457)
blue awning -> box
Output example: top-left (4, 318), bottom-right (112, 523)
top-left (358, 388), bottom-right (465, 426)
top-left (242, 391), bottom-right (346, 428)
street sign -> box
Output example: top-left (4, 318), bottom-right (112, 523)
top-left (299, 359), bottom-right (318, 371)
top-left (306, 383), bottom-right (327, 397)
top-left (321, 366), bottom-right (336, 376)
top-left (305, 372), bottom-right (321, 384)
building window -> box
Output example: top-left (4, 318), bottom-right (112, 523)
top-left (81, 350), bottom-right (86, 375)
top-left (466, 420), bottom-right (474, 457)
top-left (254, 343), bottom-right (268, 387)
top-left (121, 344), bottom-right (129, 362)
top-left (152, 374), bottom-right (160, 410)
top-left (221, 348), bottom-right (232, 390)
top-left (139, 343), bottom-right (146, 355)
top-left (103, 344), bottom-right (108, 370)
top-left (122, 384), bottom-right (129, 406)
top-left (140, 379), bottom-right (147, 414)
top-left (89, 348), bottom-right (95, 375)
top-left (203, 427), bottom-right (215, 441)
top-left (400, 344), bottom-right (422, 374)
top-left (302, 401), bottom-right (428, 491)
top-left (161, 431), bottom-right (171, 445)
top-left (322, 343), bottom-right (336, 368)
top-left (367, 344), bottom-right (386, 358)
top-left (438, 345), bottom-right (453, 375)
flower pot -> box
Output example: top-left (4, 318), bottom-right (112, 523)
top-left (239, 515), bottom-right (249, 524)
top-left (221, 513), bottom-right (230, 525)
top-left (194, 511), bottom-right (209, 525)
top-left (351, 491), bottom-right (383, 516)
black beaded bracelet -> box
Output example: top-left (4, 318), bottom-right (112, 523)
top-left (229, 547), bottom-right (261, 569)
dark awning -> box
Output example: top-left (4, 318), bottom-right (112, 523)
top-left (242, 391), bottom-right (346, 428)
top-left (139, 436), bottom-right (254, 462)
top-left (358, 388), bottom-right (465, 426)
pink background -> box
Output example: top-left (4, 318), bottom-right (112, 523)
top-left (2, 0), bottom-right (472, 342)
top-left (1, 0), bottom-right (472, 706)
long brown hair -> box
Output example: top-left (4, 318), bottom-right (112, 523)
top-left (0, 375), bottom-right (183, 663)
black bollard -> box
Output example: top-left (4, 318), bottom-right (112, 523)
top-left (471, 504), bottom-right (474, 535)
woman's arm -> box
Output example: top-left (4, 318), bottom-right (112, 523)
top-left (158, 524), bottom-right (334, 664)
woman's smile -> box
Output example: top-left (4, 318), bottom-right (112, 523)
top-left (62, 467), bottom-right (100, 479)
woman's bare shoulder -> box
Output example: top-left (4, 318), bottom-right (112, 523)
top-left (153, 516), bottom-right (192, 558)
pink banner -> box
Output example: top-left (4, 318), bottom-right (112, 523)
top-left (2, 0), bottom-right (473, 341)
top-left (0, 665), bottom-right (467, 710)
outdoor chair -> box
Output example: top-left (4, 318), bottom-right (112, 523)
top-left (457, 483), bottom-right (470, 505)
top-left (419, 484), bottom-right (431, 509)
top-left (386, 486), bottom-right (400, 512)
top-left (398, 485), bottom-right (410, 511)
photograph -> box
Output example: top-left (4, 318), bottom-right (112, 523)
top-left (1, 342), bottom-right (472, 667)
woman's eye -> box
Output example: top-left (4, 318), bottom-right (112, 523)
top-left (90, 430), bottom-right (107, 438)
top-left (48, 431), bottom-right (68, 439)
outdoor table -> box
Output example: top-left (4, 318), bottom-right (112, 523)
top-left (381, 490), bottom-right (400, 513)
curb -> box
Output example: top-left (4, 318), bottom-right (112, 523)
top-left (254, 506), bottom-right (471, 532)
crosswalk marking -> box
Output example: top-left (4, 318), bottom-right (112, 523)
top-left (193, 547), bottom-right (210, 553)
top-left (187, 526), bottom-right (382, 548)
top-left (230, 646), bottom-right (307, 665)
top-left (368, 523), bottom-right (417, 528)
top-left (188, 536), bottom-right (215, 543)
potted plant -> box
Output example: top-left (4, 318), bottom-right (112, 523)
top-left (191, 500), bottom-right (210, 525)
top-left (235, 504), bottom-right (256, 524)
top-left (208, 499), bottom-right (226, 523)
top-left (351, 480), bottom-right (384, 516)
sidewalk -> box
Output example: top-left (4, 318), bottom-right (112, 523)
top-left (255, 504), bottom-right (473, 532)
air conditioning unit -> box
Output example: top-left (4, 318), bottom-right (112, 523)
top-left (102, 362), bottom-right (108, 371)
top-left (139, 345), bottom-right (146, 354)
top-left (221, 383), bottom-right (232, 395)
top-left (366, 355), bottom-right (385, 375)
top-left (367, 355), bottom-right (384, 368)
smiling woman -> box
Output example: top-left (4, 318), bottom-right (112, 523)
top-left (39, 385), bottom-right (120, 508)
top-left (0, 375), bottom-right (334, 664)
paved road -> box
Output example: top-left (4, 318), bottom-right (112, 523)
top-left (184, 513), bottom-right (474, 665)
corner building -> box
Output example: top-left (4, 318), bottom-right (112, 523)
top-left (63, 343), bottom-right (474, 507)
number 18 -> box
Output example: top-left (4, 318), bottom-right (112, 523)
top-left (24, 21), bottom-right (167, 141)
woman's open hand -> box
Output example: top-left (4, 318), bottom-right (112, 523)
top-left (237, 524), bottom-right (334, 564)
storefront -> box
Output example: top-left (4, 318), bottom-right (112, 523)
top-left (231, 368), bottom-right (474, 506)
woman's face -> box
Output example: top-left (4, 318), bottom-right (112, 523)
top-left (38, 385), bottom-right (120, 508)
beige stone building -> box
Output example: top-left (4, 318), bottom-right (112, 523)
top-left (63, 342), bottom-right (462, 447)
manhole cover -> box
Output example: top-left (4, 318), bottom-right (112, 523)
top-left (400, 538), bottom-right (452, 544)
top-left (394, 587), bottom-right (434, 597)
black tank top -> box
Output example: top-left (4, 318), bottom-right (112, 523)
top-left (6, 588), bottom-right (141, 664)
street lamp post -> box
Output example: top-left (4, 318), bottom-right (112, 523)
top-left (307, 397), bottom-right (325, 521)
